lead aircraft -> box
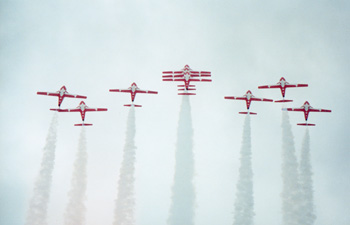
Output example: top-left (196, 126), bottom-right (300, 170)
top-left (162, 64), bottom-right (211, 95)
top-left (37, 86), bottom-right (87, 107)
top-left (283, 101), bottom-right (331, 126)
top-left (258, 77), bottom-right (308, 102)
top-left (224, 90), bottom-right (273, 115)
top-left (109, 82), bottom-right (158, 107)
top-left (51, 101), bottom-right (107, 126)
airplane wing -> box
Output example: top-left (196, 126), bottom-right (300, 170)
top-left (37, 91), bottom-right (60, 97)
top-left (54, 109), bottom-right (81, 112)
top-left (309, 108), bottom-right (331, 113)
top-left (224, 96), bottom-right (246, 100)
top-left (162, 71), bottom-right (184, 80)
top-left (85, 108), bottom-right (108, 112)
top-left (64, 93), bottom-right (87, 99)
top-left (190, 71), bottom-right (211, 77)
top-left (258, 84), bottom-right (281, 89)
top-left (135, 89), bottom-right (158, 94)
top-left (285, 107), bottom-right (304, 112)
top-left (251, 97), bottom-right (273, 102)
top-left (188, 78), bottom-right (212, 82)
top-left (109, 89), bottom-right (132, 93)
top-left (285, 84), bottom-right (308, 88)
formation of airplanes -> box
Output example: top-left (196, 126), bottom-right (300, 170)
top-left (162, 64), bottom-right (212, 95)
top-left (37, 65), bottom-right (331, 126)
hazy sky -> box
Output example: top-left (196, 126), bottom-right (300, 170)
top-left (1, 0), bottom-right (349, 224)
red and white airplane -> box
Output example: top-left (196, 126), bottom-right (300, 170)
top-left (224, 90), bottom-right (273, 115)
top-left (51, 101), bottom-right (107, 126)
top-left (37, 86), bottom-right (87, 107)
top-left (283, 101), bottom-right (331, 126)
top-left (162, 65), bottom-right (211, 95)
top-left (258, 77), bottom-right (308, 102)
top-left (109, 82), bottom-right (158, 107)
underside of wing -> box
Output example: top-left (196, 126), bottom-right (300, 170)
top-left (37, 92), bottom-right (59, 97)
top-left (109, 89), bottom-right (131, 93)
top-left (136, 90), bottom-right (158, 94)
top-left (224, 96), bottom-right (246, 100)
top-left (258, 84), bottom-right (280, 89)
top-left (286, 108), bottom-right (304, 112)
top-left (309, 108), bottom-right (331, 113)
top-left (85, 108), bottom-right (108, 112)
top-left (251, 97), bottom-right (273, 102)
top-left (65, 94), bottom-right (87, 99)
top-left (286, 84), bottom-right (308, 88)
top-left (190, 71), bottom-right (211, 77)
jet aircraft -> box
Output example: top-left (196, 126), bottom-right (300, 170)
top-left (37, 86), bottom-right (87, 107)
top-left (224, 90), bottom-right (273, 115)
top-left (258, 77), bottom-right (308, 102)
top-left (162, 65), bottom-right (211, 95)
top-left (51, 101), bottom-right (107, 126)
top-left (109, 82), bottom-right (158, 107)
top-left (283, 101), bottom-right (331, 126)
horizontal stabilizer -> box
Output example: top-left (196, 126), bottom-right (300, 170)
top-left (239, 112), bottom-right (257, 115)
top-left (124, 104), bottom-right (142, 107)
top-left (178, 93), bottom-right (196, 95)
top-left (178, 88), bottom-right (196, 91)
top-left (162, 79), bottom-right (173, 81)
top-left (177, 85), bottom-right (195, 87)
top-left (275, 99), bottom-right (293, 103)
top-left (50, 108), bottom-right (60, 111)
top-left (74, 123), bottom-right (93, 126)
top-left (297, 123), bottom-right (315, 126)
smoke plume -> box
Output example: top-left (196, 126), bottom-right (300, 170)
top-left (299, 128), bottom-right (316, 224)
top-left (281, 111), bottom-right (301, 225)
top-left (64, 126), bottom-right (88, 225)
top-left (26, 113), bottom-right (58, 225)
top-left (233, 115), bottom-right (254, 225)
top-left (168, 96), bottom-right (195, 225)
top-left (113, 106), bottom-right (136, 225)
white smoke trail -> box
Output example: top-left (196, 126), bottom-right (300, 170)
top-left (168, 95), bottom-right (195, 225)
top-left (113, 106), bottom-right (136, 225)
top-left (281, 111), bottom-right (301, 225)
top-left (299, 128), bottom-right (316, 225)
top-left (233, 115), bottom-right (254, 225)
top-left (26, 112), bottom-right (58, 225)
top-left (64, 126), bottom-right (88, 225)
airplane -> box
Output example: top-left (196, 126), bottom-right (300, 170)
top-left (37, 86), bottom-right (87, 107)
top-left (50, 101), bottom-right (107, 126)
top-left (282, 101), bottom-right (331, 126)
top-left (162, 64), bottom-right (211, 95)
top-left (258, 77), bottom-right (308, 102)
top-left (224, 90), bottom-right (273, 115)
top-left (109, 82), bottom-right (158, 107)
